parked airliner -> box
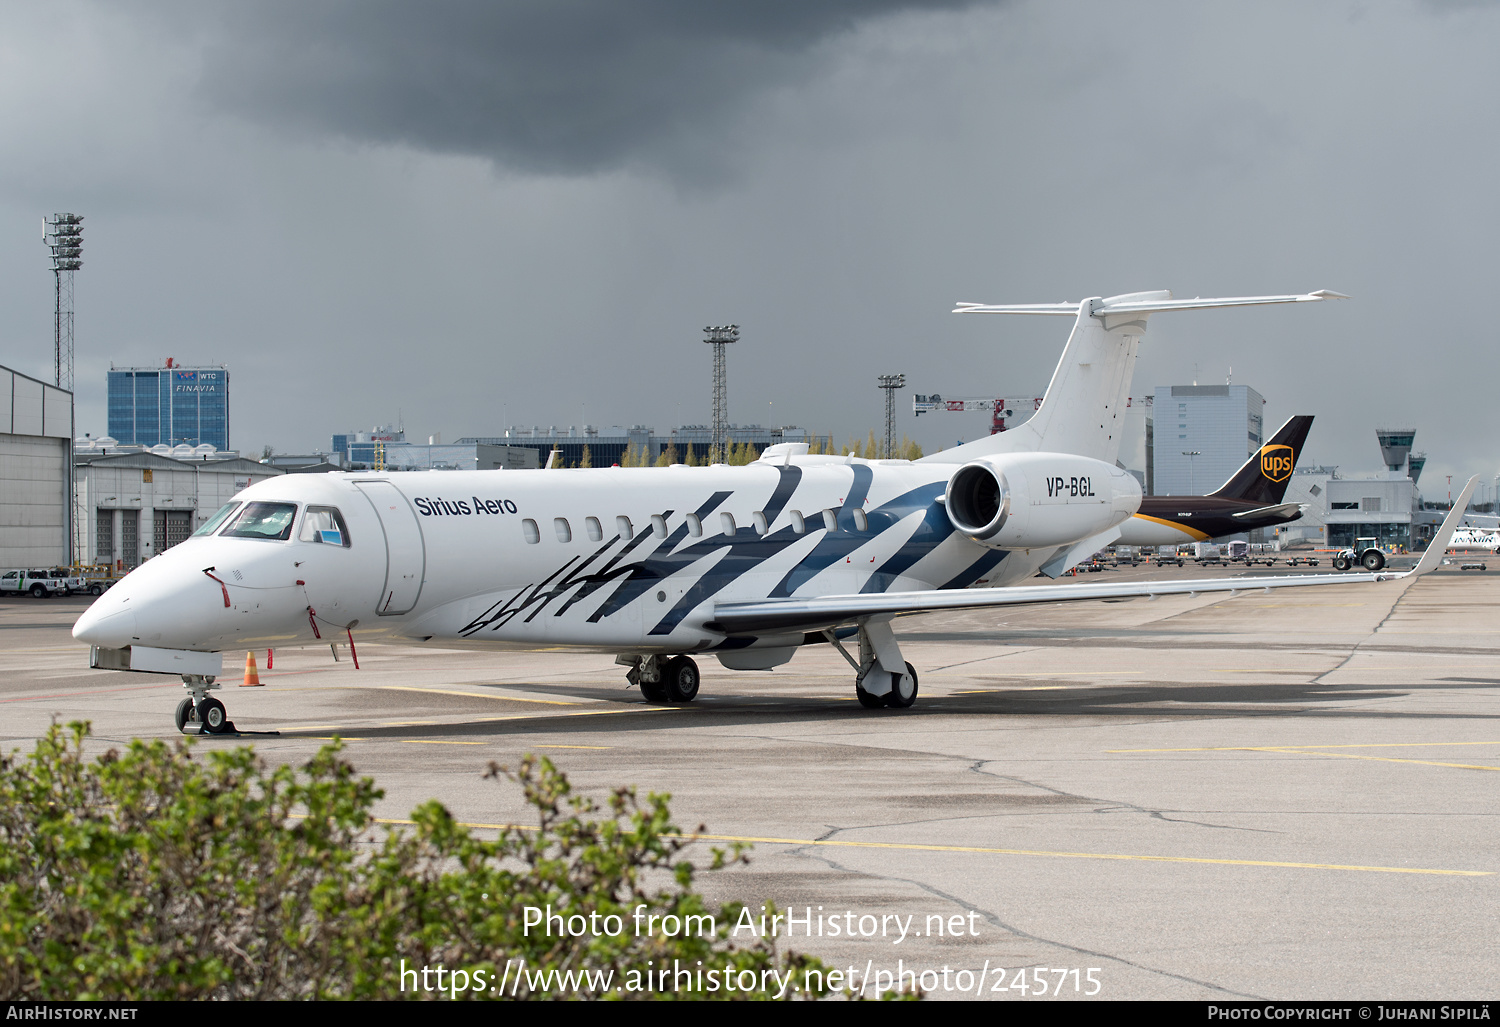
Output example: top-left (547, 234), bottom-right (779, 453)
top-left (72, 288), bottom-right (1474, 735)
top-left (1448, 528), bottom-right (1500, 552)
top-left (1121, 415), bottom-right (1314, 547)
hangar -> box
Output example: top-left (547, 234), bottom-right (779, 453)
top-left (0, 363), bottom-right (72, 568)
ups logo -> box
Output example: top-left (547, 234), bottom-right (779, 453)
top-left (1260, 444), bottom-right (1294, 482)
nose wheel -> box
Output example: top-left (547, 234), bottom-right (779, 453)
top-left (177, 674), bottom-right (236, 734)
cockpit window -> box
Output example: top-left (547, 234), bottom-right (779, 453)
top-left (298, 506), bottom-right (351, 547)
top-left (220, 502), bottom-right (298, 541)
top-left (192, 502), bottom-right (241, 537)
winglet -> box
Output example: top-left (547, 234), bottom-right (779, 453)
top-left (1410, 476), bottom-right (1479, 577)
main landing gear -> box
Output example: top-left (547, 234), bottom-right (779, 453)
top-left (620, 654), bottom-right (701, 704)
top-left (825, 619), bottom-right (920, 710)
top-left (175, 673), bottom-right (236, 734)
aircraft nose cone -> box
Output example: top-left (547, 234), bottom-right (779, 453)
top-left (73, 598), bottom-right (138, 648)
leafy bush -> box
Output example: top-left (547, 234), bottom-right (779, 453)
top-left (0, 723), bottom-right (833, 1000)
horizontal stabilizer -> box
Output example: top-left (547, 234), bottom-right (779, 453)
top-left (953, 290), bottom-right (1347, 316)
top-left (1232, 502), bottom-right (1304, 521)
top-left (952, 301), bottom-right (1078, 316)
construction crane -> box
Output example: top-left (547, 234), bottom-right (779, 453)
top-left (913, 393), bottom-right (1152, 434)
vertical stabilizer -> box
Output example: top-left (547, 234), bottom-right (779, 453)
top-left (1209, 415), bottom-right (1314, 504)
top-left (923, 292), bottom-right (1163, 464)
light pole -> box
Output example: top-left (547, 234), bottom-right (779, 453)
top-left (877, 374), bottom-right (906, 459)
top-left (45, 213), bottom-right (82, 568)
top-left (1182, 451), bottom-right (1201, 494)
top-left (44, 214), bottom-right (82, 392)
top-left (703, 325), bottom-right (738, 464)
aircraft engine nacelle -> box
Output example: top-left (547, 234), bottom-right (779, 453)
top-left (944, 452), bottom-right (1142, 551)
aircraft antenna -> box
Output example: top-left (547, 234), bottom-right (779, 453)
top-left (703, 325), bottom-right (738, 463)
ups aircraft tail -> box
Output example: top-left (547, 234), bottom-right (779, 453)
top-left (925, 291), bottom-right (1345, 466)
top-left (1209, 415), bottom-right (1314, 505)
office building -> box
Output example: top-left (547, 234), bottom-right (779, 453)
top-left (1148, 384), bottom-right (1265, 495)
top-left (107, 361), bottom-right (229, 451)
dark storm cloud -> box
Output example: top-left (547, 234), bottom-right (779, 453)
top-left (189, 0), bottom-right (995, 179)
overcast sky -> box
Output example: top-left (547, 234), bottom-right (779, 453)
top-left (0, 1), bottom-right (1495, 492)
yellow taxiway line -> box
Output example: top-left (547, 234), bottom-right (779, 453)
top-left (355, 815), bottom-right (1488, 877)
top-left (378, 685), bottom-right (581, 705)
top-left (1109, 740), bottom-right (1500, 772)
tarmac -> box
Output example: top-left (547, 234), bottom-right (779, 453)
top-left (3, 560), bottom-right (1497, 1000)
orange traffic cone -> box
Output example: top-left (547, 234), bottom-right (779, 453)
top-left (241, 651), bottom-right (263, 687)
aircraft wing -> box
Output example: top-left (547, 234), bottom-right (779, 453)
top-left (1231, 502), bottom-right (1305, 521)
top-left (708, 476), bottom-right (1474, 637)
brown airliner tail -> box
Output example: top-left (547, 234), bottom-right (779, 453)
top-left (1208, 415), bottom-right (1314, 506)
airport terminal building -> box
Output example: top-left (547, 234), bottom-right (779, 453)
top-left (1274, 432), bottom-right (1444, 552)
top-left (459, 424), bottom-right (828, 466)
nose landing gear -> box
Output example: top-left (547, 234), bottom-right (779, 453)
top-left (176, 674), bottom-right (236, 734)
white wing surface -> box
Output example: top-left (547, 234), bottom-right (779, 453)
top-left (708, 476), bottom-right (1473, 637)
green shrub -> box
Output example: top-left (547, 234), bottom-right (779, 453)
top-left (0, 723), bottom-right (834, 1000)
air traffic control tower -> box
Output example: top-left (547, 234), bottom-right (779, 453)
top-left (1376, 428), bottom-right (1416, 475)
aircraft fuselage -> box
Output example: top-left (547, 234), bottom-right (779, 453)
top-left (73, 458), bottom-right (1137, 658)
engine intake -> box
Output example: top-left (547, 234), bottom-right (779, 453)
top-left (943, 452), bottom-right (1141, 551)
top-left (946, 462), bottom-right (1010, 541)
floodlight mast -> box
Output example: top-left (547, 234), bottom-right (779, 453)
top-left (877, 373), bottom-right (906, 459)
top-left (703, 325), bottom-right (738, 463)
top-left (44, 214), bottom-right (83, 392)
top-left (44, 213), bottom-right (82, 569)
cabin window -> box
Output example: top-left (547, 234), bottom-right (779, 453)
top-left (617, 515), bottom-right (633, 541)
top-left (193, 502), bottom-right (240, 537)
top-left (822, 509), bottom-right (838, 532)
top-left (522, 518), bottom-right (540, 544)
top-left (721, 512), bottom-right (737, 536)
top-left (752, 511), bottom-right (769, 536)
top-left (298, 506), bottom-right (351, 547)
top-left (554, 517), bottom-right (572, 543)
top-left (221, 502), bottom-right (298, 541)
top-left (852, 508), bottom-right (869, 532)
top-left (651, 514), bottom-right (668, 538)
top-left (686, 513), bottom-right (702, 537)
top-left (585, 516), bottom-right (603, 541)
top-left (789, 509), bottom-right (805, 534)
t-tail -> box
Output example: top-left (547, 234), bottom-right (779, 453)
top-left (1208, 415), bottom-right (1314, 505)
top-left (926, 291), bottom-right (1346, 465)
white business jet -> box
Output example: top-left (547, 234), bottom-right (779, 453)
top-left (72, 288), bottom-right (1474, 735)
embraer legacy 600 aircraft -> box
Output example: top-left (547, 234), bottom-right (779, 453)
top-left (1121, 414), bottom-right (1315, 547)
top-left (72, 289), bottom-right (1476, 735)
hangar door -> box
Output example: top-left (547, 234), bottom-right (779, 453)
top-left (353, 480), bottom-right (426, 615)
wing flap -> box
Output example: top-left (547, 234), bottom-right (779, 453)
top-left (707, 570), bottom-right (1385, 635)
